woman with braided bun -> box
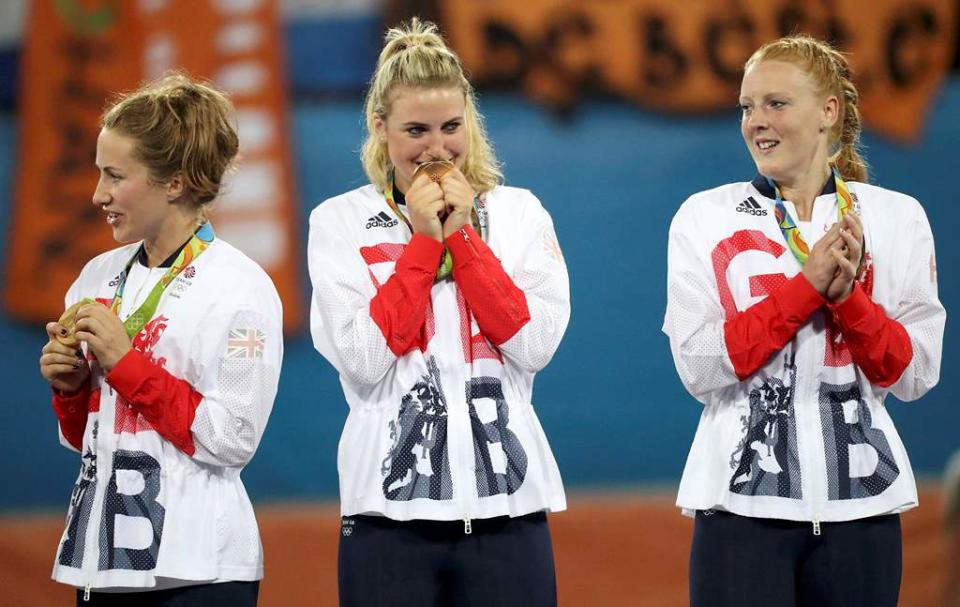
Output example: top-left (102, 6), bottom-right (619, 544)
top-left (663, 35), bottom-right (944, 606)
top-left (38, 74), bottom-right (282, 605)
top-left (308, 18), bottom-right (569, 607)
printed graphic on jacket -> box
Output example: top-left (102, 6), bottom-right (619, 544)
top-left (382, 358), bottom-right (453, 500)
top-left (379, 367), bottom-right (530, 501)
top-left (361, 241), bottom-right (502, 362)
top-left (116, 316), bottom-right (168, 435)
top-left (58, 315), bottom-right (171, 572)
top-left (819, 382), bottom-right (899, 499)
top-left (715, 221), bottom-right (896, 502)
top-left (467, 376), bottom-right (527, 496)
top-left (58, 431), bottom-right (167, 571)
top-left (59, 422), bottom-right (99, 568)
top-left (729, 355), bottom-right (802, 498)
top-left (97, 450), bottom-right (165, 571)
top-left (817, 249), bottom-right (899, 500)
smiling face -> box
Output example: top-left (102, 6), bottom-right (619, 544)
top-left (92, 128), bottom-right (183, 247)
top-left (374, 85), bottom-right (467, 194)
top-left (739, 59), bottom-right (838, 189)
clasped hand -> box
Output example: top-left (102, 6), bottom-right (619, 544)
top-left (801, 212), bottom-right (864, 303)
top-left (405, 168), bottom-right (475, 241)
top-left (39, 303), bottom-right (132, 393)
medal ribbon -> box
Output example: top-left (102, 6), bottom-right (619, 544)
top-left (110, 222), bottom-right (214, 338)
top-left (384, 178), bottom-right (482, 282)
top-left (766, 166), bottom-right (853, 265)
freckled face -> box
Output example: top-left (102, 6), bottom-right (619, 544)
top-left (739, 60), bottom-right (837, 187)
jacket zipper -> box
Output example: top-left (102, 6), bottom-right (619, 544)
top-left (798, 240), bottom-right (828, 537)
top-left (438, 283), bottom-right (473, 535)
top-left (450, 233), bottom-right (481, 534)
top-left (459, 228), bottom-right (523, 321)
top-left (81, 386), bottom-right (111, 600)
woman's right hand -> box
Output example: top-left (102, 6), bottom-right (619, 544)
top-left (822, 213), bottom-right (864, 303)
top-left (801, 223), bottom-right (844, 295)
top-left (405, 173), bottom-right (445, 241)
top-left (40, 322), bottom-right (90, 394)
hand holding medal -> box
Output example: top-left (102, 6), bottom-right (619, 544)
top-left (436, 168), bottom-right (476, 240)
top-left (412, 159), bottom-right (455, 186)
top-left (74, 300), bottom-right (132, 373)
top-left (412, 160), bottom-right (475, 236)
top-left (40, 298), bottom-right (99, 393)
top-left (406, 161), bottom-right (449, 241)
top-left (410, 159), bottom-right (476, 238)
top-left (55, 298), bottom-right (96, 347)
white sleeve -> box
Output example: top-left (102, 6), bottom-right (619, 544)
top-left (189, 282), bottom-right (283, 468)
top-left (888, 201), bottom-right (945, 401)
top-left (307, 204), bottom-right (398, 386)
top-left (662, 201), bottom-right (739, 401)
top-left (497, 193), bottom-right (571, 372)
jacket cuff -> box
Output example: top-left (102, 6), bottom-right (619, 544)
top-left (51, 385), bottom-right (93, 451)
top-left (828, 283), bottom-right (871, 331)
top-left (773, 272), bottom-right (826, 323)
top-left (444, 224), bottom-right (483, 268)
top-left (403, 234), bottom-right (445, 272)
top-left (51, 386), bottom-right (90, 418)
top-left (105, 348), bottom-right (153, 400)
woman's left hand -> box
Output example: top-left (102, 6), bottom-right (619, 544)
top-left (838, 212), bottom-right (864, 269)
top-left (74, 303), bottom-right (132, 373)
top-left (825, 213), bottom-right (864, 303)
top-left (440, 169), bottom-right (476, 239)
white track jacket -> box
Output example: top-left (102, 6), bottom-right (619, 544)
top-left (309, 184), bottom-right (569, 526)
top-left (50, 235), bottom-right (282, 591)
top-left (664, 176), bottom-right (944, 524)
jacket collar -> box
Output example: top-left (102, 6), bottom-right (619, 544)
top-left (751, 172), bottom-right (837, 199)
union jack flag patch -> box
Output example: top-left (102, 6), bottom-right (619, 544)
top-left (226, 328), bottom-right (265, 359)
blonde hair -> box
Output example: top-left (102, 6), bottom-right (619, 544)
top-left (102, 72), bottom-right (240, 207)
top-left (746, 35), bottom-right (868, 182)
top-left (361, 18), bottom-right (502, 194)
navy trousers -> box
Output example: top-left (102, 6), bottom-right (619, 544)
top-left (339, 512), bottom-right (557, 607)
top-left (690, 510), bottom-right (901, 607)
top-left (77, 581), bottom-right (259, 606)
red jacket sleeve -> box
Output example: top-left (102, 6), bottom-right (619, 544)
top-left (51, 386), bottom-right (99, 451)
top-left (828, 283), bottom-right (913, 387)
top-left (724, 272), bottom-right (825, 380)
top-left (106, 349), bottom-right (204, 455)
top-left (446, 225), bottom-right (531, 346)
top-left (369, 234), bottom-right (445, 355)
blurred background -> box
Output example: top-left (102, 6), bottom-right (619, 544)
top-left (0, 0), bottom-right (957, 605)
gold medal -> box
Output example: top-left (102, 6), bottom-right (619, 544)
top-left (56, 298), bottom-right (97, 347)
top-left (412, 159), bottom-right (455, 184)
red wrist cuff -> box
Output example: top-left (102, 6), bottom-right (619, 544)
top-left (105, 349), bottom-right (147, 399)
top-left (828, 283), bottom-right (872, 330)
top-left (774, 272), bottom-right (826, 323)
top-left (445, 224), bottom-right (483, 268)
top-left (403, 234), bottom-right (445, 271)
